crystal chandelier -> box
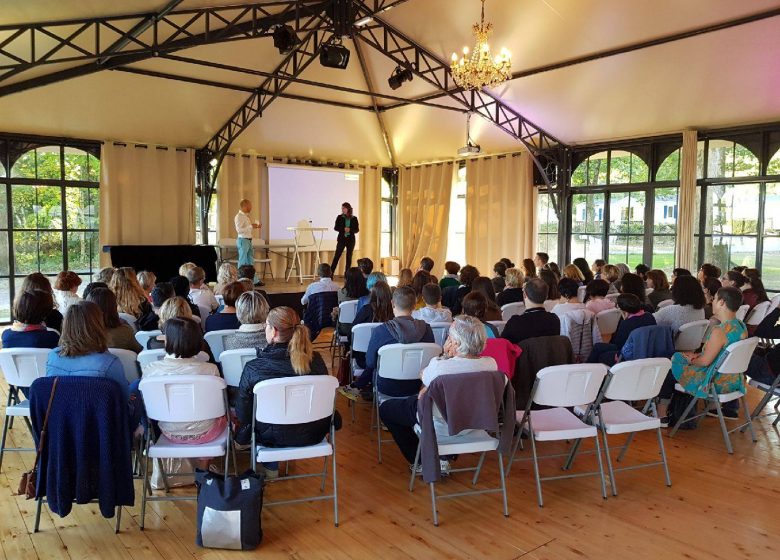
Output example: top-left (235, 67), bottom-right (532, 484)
top-left (450, 0), bottom-right (511, 90)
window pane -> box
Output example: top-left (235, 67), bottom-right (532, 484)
top-left (39, 231), bottom-right (63, 274)
top-left (571, 234), bottom-right (603, 263)
top-left (380, 177), bottom-right (391, 198)
top-left (652, 236), bottom-right (676, 270)
top-left (609, 235), bottom-right (644, 267)
top-left (380, 232), bottom-right (391, 259)
top-left (537, 193), bottom-right (558, 264)
top-left (587, 152), bottom-right (608, 186)
top-left (12, 185), bottom-right (62, 229)
top-left (609, 191), bottom-right (645, 235)
top-left (66, 187), bottom-right (92, 229)
top-left (64, 148), bottom-right (90, 181)
top-left (67, 231), bottom-right (98, 273)
top-left (763, 183), bottom-right (780, 235)
top-left (0, 231), bottom-right (8, 275)
top-left (761, 237), bottom-right (780, 290)
top-left (706, 140), bottom-right (759, 179)
top-left (88, 154), bottom-right (101, 182)
top-left (537, 233), bottom-right (558, 264)
top-left (571, 160), bottom-right (587, 187)
top-left (13, 230), bottom-right (40, 274)
top-left (704, 184), bottom-right (759, 235)
top-left (703, 236), bottom-right (756, 271)
top-left (36, 146), bottom-right (62, 180)
top-left (0, 279), bottom-right (9, 323)
top-left (656, 149), bottom-right (680, 181)
top-left (769, 149), bottom-right (780, 175)
top-left (0, 162), bottom-right (5, 178)
top-left (0, 187), bottom-right (6, 229)
top-left (571, 193), bottom-right (604, 234)
top-left (653, 187), bottom-right (678, 234)
top-left (381, 200), bottom-right (392, 233)
top-left (609, 151), bottom-right (649, 184)
top-left (11, 150), bottom-right (37, 178)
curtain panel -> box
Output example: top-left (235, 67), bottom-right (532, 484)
top-left (675, 129), bottom-right (698, 271)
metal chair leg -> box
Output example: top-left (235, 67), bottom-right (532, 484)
top-left (0, 415), bottom-right (10, 473)
top-left (140, 437), bottom-right (151, 530)
top-left (429, 482), bottom-right (439, 526)
top-left (34, 497), bottom-right (43, 533)
top-left (472, 452), bottom-right (487, 485)
top-left (331, 427), bottom-right (339, 527)
top-left (529, 428), bottom-right (544, 507)
top-left (741, 396), bottom-right (757, 443)
top-left (320, 456), bottom-right (328, 492)
top-left (115, 506), bottom-right (122, 534)
top-left (712, 398), bottom-right (734, 454)
top-left (409, 444), bottom-right (421, 492)
top-left (669, 395), bottom-right (699, 438)
top-left (376, 397), bottom-right (383, 464)
top-left (563, 438), bottom-right (583, 471)
top-left (656, 427), bottom-right (672, 487)
top-left (593, 431), bottom-right (608, 500)
top-left (616, 432), bottom-right (636, 463)
top-left (497, 452), bottom-right (509, 518)
top-left (600, 428), bottom-right (617, 496)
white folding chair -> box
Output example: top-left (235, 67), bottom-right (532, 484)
top-left (645, 288), bottom-right (654, 296)
top-left (252, 376), bottom-right (340, 526)
top-left (487, 320), bottom-right (507, 335)
top-left (747, 371), bottom-right (780, 426)
top-left (669, 337), bottom-right (759, 454)
top-left (338, 300), bottom-right (359, 328)
top-left (769, 293), bottom-right (780, 311)
top-left (577, 285), bottom-right (587, 303)
top-left (735, 304), bottom-right (750, 322)
top-left (332, 300), bottom-right (359, 366)
top-left (595, 308), bottom-right (622, 338)
top-left (137, 348), bottom-right (209, 373)
top-left (220, 348), bottom-right (257, 387)
top-left (430, 322), bottom-right (452, 347)
top-left (0, 348), bottom-right (49, 472)
top-left (135, 329), bottom-right (162, 349)
top-left (374, 343), bottom-right (442, 463)
top-left (215, 294), bottom-right (225, 308)
top-left (501, 302), bottom-right (525, 321)
top-left (567, 358), bottom-right (672, 496)
top-left (674, 320), bottom-right (710, 352)
top-left (204, 329), bottom-right (238, 362)
top-left (197, 305), bottom-right (212, 330)
top-left (138, 375), bottom-right (232, 529)
top-left (346, 322), bottom-right (382, 421)
top-left (508, 363), bottom-right (609, 507)
top-left (746, 301), bottom-right (772, 326)
top-left (118, 312), bottom-right (138, 332)
top-left (657, 299), bottom-right (674, 309)
top-left (108, 348), bottom-right (140, 382)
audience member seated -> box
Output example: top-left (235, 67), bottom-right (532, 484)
top-left (238, 264), bottom-right (263, 291)
top-left (492, 261), bottom-right (507, 292)
top-left (653, 275), bottom-right (706, 334)
top-left (94, 267), bottom-right (116, 285)
top-left (741, 268), bottom-right (769, 310)
top-left (697, 263), bottom-right (721, 286)
top-left (539, 269), bottom-right (560, 307)
top-left (657, 287), bottom-right (746, 423)
top-left (620, 272), bottom-right (653, 312)
top-left (235, 307), bottom-right (333, 478)
top-left (187, 266), bottom-right (219, 313)
top-left (442, 264), bottom-right (479, 315)
top-left (671, 267), bottom-right (692, 282)
top-left (602, 264), bottom-right (620, 294)
top-left (573, 257), bottom-right (594, 283)
top-left (412, 283), bottom-right (453, 324)
top-left (702, 277), bottom-right (722, 320)
top-left (356, 271), bottom-right (387, 312)
top-left (340, 286), bottom-right (434, 400)
top-left (170, 276), bottom-right (200, 318)
top-left (584, 279), bottom-right (615, 315)
top-left (552, 277), bottom-right (585, 319)
top-left (46, 301), bottom-right (129, 402)
top-left (2, 289), bottom-right (60, 350)
top-left (592, 258), bottom-right (606, 280)
top-left (500, 257), bottom-right (515, 270)
top-left (411, 270), bottom-right (433, 309)
top-left (86, 287), bottom-right (142, 353)
top-left (419, 257), bottom-right (438, 284)
top-left (339, 267), bottom-right (368, 304)
top-left (20, 273), bottom-right (63, 332)
top-left (150, 282), bottom-right (175, 315)
top-left (439, 261), bottom-right (461, 289)
top-left (471, 276), bottom-right (502, 320)
top-left (82, 281), bottom-right (108, 300)
top-left (635, 263), bottom-right (650, 283)
top-left (462, 292), bottom-right (499, 338)
top-left (53, 271), bottom-right (82, 314)
top-left (521, 258), bottom-right (537, 280)
top-left (351, 280), bottom-right (394, 370)
top-left (720, 270), bottom-right (745, 291)
top-left (587, 294), bottom-right (656, 366)
top-left (214, 263), bottom-right (238, 296)
top-left (136, 270), bottom-right (156, 301)
top-left (534, 252), bottom-right (549, 272)
top-left (548, 262), bottom-right (562, 278)
top-left (357, 257), bottom-right (374, 278)
top-left (647, 269), bottom-right (673, 310)
top-left (396, 268), bottom-right (413, 290)
top-left (496, 267), bottom-right (525, 307)
top-left (378, 316), bottom-right (497, 469)
top-left (179, 262), bottom-right (197, 277)
top-left (301, 263), bottom-right (340, 306)
top-left (143, 318), bottom-right (225, 468)
top-left (111, 268), bottom-right (158, 329)
top-left (147, 297), bottom-right (214, 361)
top-left (224, 291), bottom-right (270, 351)
top-left (204, 281), bottom-right (246, 332)
top-left (501, 278), bottom-right (560, 345)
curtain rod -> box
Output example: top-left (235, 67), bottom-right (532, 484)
top-left (401, 148), bottom-right (525, 168)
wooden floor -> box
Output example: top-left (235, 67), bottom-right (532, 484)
top-left (1, 339), bottom-right (778, 559)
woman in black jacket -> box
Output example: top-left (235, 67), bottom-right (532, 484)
top-left (330, 202), bottom-right (359, 273)
top-left (235, 306), bottom-right (335, 478)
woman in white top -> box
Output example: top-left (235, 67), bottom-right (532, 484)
top-left (142, 317), bottom-right (225, 469)
top-left (551, 277), bottom-right (585, 320)
top-left (653, 275), bottom-right (706, 334)
top-left (53, 270), bottom-right (82, 313)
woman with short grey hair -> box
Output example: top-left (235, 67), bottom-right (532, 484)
top-left (445, 315), bottom-right (488, 357)
top-left (224, 290), bottom-right (270, 351)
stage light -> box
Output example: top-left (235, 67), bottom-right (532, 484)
top-left (388, 66), bottom-right (414, 90)
top-left (273, 25), bottom-right (298, 54)
top-left (320, 42), bottom-right (350, 69)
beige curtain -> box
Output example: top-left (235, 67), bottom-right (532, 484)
top-left (99, 142), bottom-right (195, 266)
top-left (676, 130), bottom-right (698, 271)
top-left (465, 151), bottom-right (536, 275)
top-left (352, 165), bottom-right (382, 276)
top-left (398, 162), bottom-right (455, 270)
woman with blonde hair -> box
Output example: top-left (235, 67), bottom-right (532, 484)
top-left (602, 264), bottom-right (620, 294)
top-left (214, 263), bottom-right (238, 296)
top-left (136, 270), bottom-right (156, 300)
top-left (179, 262), bottom-right (197, 277)
top-left (562, 264), bottom-right (585, 285)
top-left (146, 296), bottom-right (214, 360)
top-left (235, 306), bottom-right (332, 478)
top-left (224, 291), bottom-right (270, 351)
top-left (496, 267), bottom-right (525, 306)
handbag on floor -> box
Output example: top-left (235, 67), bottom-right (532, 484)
top-left (667, 391), bottom-right (700, 430)
top-left (17, 378), bottom-right (58, 499)
top-left (195, 469), bottom-right (264, 550)
top-left (151, 458), bottom-right (196, 490)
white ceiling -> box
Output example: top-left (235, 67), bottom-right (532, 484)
top-left (1, 0), bottom-right (779, 165)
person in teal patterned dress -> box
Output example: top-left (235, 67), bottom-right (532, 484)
top-left (658, 286), bottom-right (747, 421)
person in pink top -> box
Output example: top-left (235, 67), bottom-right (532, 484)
top-left (584, 279), bottom-right (616, 315)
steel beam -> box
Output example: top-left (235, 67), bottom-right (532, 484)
top-left (352, 38), bottom-right (395, 165)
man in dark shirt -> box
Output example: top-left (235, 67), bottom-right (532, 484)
top-left (501, 278), bottom-right (560, 344)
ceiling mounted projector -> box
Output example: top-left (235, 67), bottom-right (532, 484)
top-left (320, 42), bottom-right (350, 69)
top-left (458, 112), bottom-right (481, 156)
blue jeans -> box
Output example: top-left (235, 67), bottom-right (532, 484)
top-left (237, 237), bottom-right (253, 268)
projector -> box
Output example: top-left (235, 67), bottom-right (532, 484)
top-left (457, 141), bottom-right (481, 157)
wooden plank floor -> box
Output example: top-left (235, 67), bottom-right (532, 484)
top-left (1, 340), bottom-right (778, 559)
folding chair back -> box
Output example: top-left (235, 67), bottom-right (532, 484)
top-left (674, 320), bottom-right (709, 351)
top-left (118, 313), bottom-right (138, 332)
top-left (138, 348), bottom-right (166, 369)
top-left (139, 375), bottom-right (227, 423)
top-left (338, 300), bottom-right (359, 324)
top-left (107, 348), bottom-right (140, 383)
top-left (596, 308), bottom-right (622, 337)
top-left (220, 348), bottom-right (257, 387)
top-left (746, 301), bottom-right (772, 326)
top-left (487, 320), bottom-right (507, 335)
top-left (770, 294), bottom-right (780, 311)
top-left (204, 329), bottom-right (238, 361)
top-left (351, 322), bottom-right (381, 353)
top-left (253, 375), bottom-right (337, 425)
top-left (430, 322), bottom-right (452, 347)
top-left (735, 305), bottom-right (750, 322)
top-left (501, 302), bottom-right (525, 321)
top-left (377, 343), bottom-right (441, 381)
top-left (657, 299), bottom-right (674, 309)
top-left (577, 285), bottom-right (587, 303)
top-left (717, 337), bottom-right (759, 375)
top-left (135, 329), bottom-right (161, 348)
top-left (605, 358), bottom-right (671, 401)
top-left (0, 348), bottom-right (50, 388)
top-left (533, 364), bottom-right (608, 408)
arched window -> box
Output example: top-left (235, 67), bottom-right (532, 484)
top-left (656, 149), bottom-right (680, 181)
top-left (698, 139), bottom-right (760, 179)
top-left (768, 148), bottom-right (780, 175)
top-left (571, 149), bottom-right (649, 186)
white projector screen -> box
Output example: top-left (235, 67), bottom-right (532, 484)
top-left (267, 164), bottom-right (361, 251)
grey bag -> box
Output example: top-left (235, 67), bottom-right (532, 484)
top-left (195, 469), bottom-right (264, 550)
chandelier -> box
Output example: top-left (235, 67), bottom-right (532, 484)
top-left (450, 0), bottom-right (511, 90)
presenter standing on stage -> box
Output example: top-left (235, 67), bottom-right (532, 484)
top-left (235, 199), bottom-right (264, 286)
top-left (331, 202), bottom-right (359, 274)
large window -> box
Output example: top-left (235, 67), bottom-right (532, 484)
top-left (195, 195), bottom-right (218, 245)
top-left (380, 170), bottom-right (395, 258)
top-left (1, 139), bottom-right (101, 322)
top-left (536, 192), bottom-right (559, 264)
top-left (445, 164), bottom-right (467, 265)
